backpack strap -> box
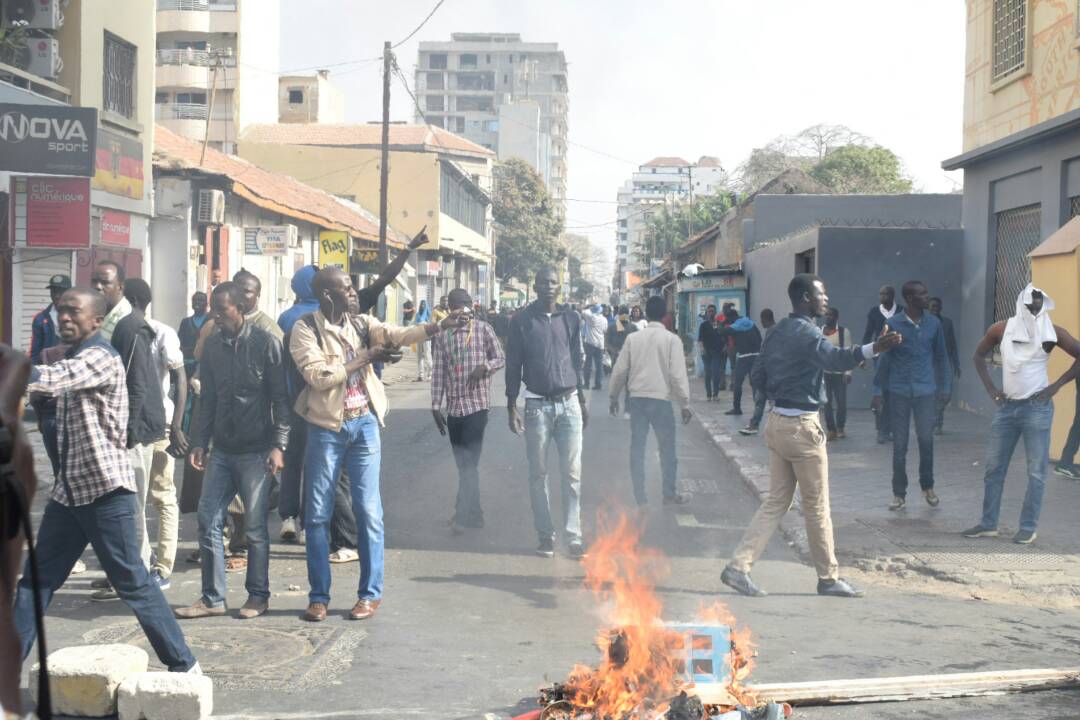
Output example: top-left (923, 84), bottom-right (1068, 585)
top-left (301, 312), bottom-right (322, 349)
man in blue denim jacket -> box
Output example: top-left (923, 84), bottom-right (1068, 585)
top-left (722, 274), bottom-right (901, 599)
top-left (873, 281), bottom-right (951, 511)
top-left (963, 285), bottom-right (1080, 544)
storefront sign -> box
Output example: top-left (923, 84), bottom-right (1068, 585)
top-left (244, 225), bottom-right (293, 256)
top-left (350, 246), bottom-right (379, 275)
top-left (100, 210), bottom-right (131, 247)
top-left (0, 104), bottom-right (97, 176)
top-left (93, 126), bottom-right (144, 199)
top-left (677, 273), bottom-right (746, 293)
top-left (425, 260), bottom-right (442, 276)
top-left (9, 176), bottom-right (90, 248)
top-left (318, 230), bottom-right (349, 269)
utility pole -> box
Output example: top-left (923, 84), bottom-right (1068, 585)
top-left (378, 41), bottom-right (392, 266)
top-left (687, 164), bottom-right (694, 245)
top-left (200, 54), bottom-right (220, 165)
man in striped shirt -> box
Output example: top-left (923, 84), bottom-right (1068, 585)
top-left (13, 288), bottom-right (197, 673)
top-left (431, 289), bottom-right (506, 534)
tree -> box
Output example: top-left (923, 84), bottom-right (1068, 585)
top-left (493, 159), bottom-right (565, 283)
top-left (733, 124), bottom-right (871, 194)
top-left (809, 145), bottom-right (913, 194)
top-left (571, 278), bottom-right (594, 303)
top-left (634, 191), bottom-right (735, 272)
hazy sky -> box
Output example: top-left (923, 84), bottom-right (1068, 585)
top-left (279, 1), bottom-right (966, 274)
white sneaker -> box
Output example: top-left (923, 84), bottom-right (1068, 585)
top-left (328, 548), bottom-right (359, 563)
top-left (71, 559), bottom-right (87, 574)
top-left (187, 661), bottom-right (203, 675)
top-left (280, 517), bottom-right (297, 542)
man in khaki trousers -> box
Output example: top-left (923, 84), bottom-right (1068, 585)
top-left (722, 274), bottom-right (901, 599)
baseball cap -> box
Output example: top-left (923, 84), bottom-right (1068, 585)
top-left (47, 274), bottom-right (72, 289)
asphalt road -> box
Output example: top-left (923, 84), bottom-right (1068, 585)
top-left (22, 372), bottom-right (1080, 719)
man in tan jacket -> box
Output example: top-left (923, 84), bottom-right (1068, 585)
top-left (290, 267), bottom-right (459, 622)
top-left (608, 296), bottom-right (692, 507)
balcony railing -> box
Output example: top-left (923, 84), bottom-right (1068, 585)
top-left (156, 49), bottom-right (236, 67)
top-left (157, 0), bottom-right (236, 10)
top-left (156, 102), bottom-right (208, 120)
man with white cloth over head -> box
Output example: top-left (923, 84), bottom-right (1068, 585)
top-left (964, 284), bottom-right (1080, 544)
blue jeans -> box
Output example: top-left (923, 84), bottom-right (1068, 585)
top-left (524, 396), bottom-right (583, 544)
top-left (980, 397), bottom-right (1053, 532)
top-left (583, 344), bottom-right (605, 389)
top-left (732, 355), bottom-right (757, 413)
top-left (628, 397), bottom-right (677, 504)
top-left (304, 414), bottom-right (383, 603)
top-left (197, 449), bottom-right (272, 606)
top-left (890, 393), bottom-right (937, 497)
top-left (15, 491), bottom-right (196, 671)
top-left (703, 353), bottom-right (724, 397)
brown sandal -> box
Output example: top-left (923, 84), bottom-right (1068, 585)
top-left (225, 555), bottom-right (248, 572)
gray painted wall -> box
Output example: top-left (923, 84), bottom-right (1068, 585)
top-left (745, 226), bottom-right (963, 409)
top-left (953, 130), bottom-right (1080, 416)
top-left (746, 194), bottom-right (963, 253)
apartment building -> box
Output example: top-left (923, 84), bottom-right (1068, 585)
top-left (415, 33), bottom-right (568, 213)
top-left (154, 0), bottom-right (278, 154)
top-left (0, 0), bottom-right (155, 348)
top-left (614, 156), bottom-right (726, 295)
top-left (942, 0), bottom-right (1080, 441)
top-left (278, 70), bottom-right (344, 124)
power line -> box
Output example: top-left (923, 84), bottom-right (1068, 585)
top-left (392, 0), bottom-right (446, 49)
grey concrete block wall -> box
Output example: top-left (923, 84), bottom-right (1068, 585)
top-left (745, 226), bottom-right (964, 409)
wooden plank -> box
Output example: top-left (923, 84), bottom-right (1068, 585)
top-left (692, 667), bottom-right (1080, 706)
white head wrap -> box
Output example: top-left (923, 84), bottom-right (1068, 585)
top-left (1001, 283), bottom-right (1056, 375)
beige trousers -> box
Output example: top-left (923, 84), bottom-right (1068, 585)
top-left (729, 412), bottom-right (839, 581)
top-left (128, 443), bottom-right (155, 569)
top-left (149, 438), bottom-right (180, 577)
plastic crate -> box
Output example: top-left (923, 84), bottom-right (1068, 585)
top-left (666, 623), bottom-right (732, 685)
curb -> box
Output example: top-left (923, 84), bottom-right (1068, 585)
top-left (696, 414), bottom-right (814, 565)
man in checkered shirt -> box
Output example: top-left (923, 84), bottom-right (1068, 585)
top-left (430, 289), bottom-right (506, 534)
top-left (13, 288), bottom-right (198, 673)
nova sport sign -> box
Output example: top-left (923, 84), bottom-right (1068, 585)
top-left (0, 104), bottom-right (97, 177)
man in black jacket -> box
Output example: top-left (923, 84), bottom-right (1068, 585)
top-left (863, 285), bottom-right (904, 444)
top-left (175, 282), bottom-right (289, 620)
top-left (720, 308), bottom-right (763, 416)
top-left (93, 278), bottom-right (167, 601)
top-left (929, 297), bottom-right (961, 433)
top-left (506, 267), bottom-right (587, 559)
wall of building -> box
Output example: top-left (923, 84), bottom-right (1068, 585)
top-left (962, 0), bottom-right (1080, 153)
top-left (1032, 249), bottom-right (1080, 459)
top-left (497, 102), bottom-right (541, 171)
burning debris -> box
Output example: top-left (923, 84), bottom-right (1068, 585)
top-left (514, 515), bottom-right (789, 720)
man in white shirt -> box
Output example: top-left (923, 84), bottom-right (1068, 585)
top-left (608, 296), bottom-right (692, 506)
top-left (126, 279), bottom-right (188, 588)
top-left (581, 304), bottom-right (607, 391)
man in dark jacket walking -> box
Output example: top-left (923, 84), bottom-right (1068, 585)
top-left (863, 285), bottom-right (904, 444)
top-left (929, 297), bottom-right (961, 433)
top-left (720, 308), bottom-right (763, 416)
top-left (175, 282), bottom-right (289, 620)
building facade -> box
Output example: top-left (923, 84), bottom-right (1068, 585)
top-left (1, 0), bottom-right (156, 349)
top-left (415, 33), bottom-right (568, 213)
top-left (943, 0), bottom-right (1080, 442)
top-left (154, 0), bottom-right (279, 154)
top-left (238, 123), bottom-right (496, 307)
top-left (614, 156), bottom-right (726, 298)
top-left (278, 70), bottom-right (344, 124)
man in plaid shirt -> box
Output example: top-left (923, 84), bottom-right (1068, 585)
top-left (13, 288), bottom-right (198, 672)
top-left (431, 289), bottom-right (505, 533)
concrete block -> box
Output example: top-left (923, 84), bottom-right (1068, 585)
top-left (30, 644), bottom-right (148, 717)
top-left (117, 672), bottom-right (213, 720)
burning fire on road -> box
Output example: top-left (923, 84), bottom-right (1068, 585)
top-left (512, 514), bottom-right (789, 720)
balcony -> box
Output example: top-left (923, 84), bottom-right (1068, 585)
top-left (155, 103), bottom-right (233, 142)
top-left (157, 0), bottom-right (237, 33)
top-left (156, 51), bottom-right (237, 90)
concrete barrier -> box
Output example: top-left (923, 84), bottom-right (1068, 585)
top-left (117, 672), bottom-right (213, 720)
top-left (30, 644), bottom-right (148, 717)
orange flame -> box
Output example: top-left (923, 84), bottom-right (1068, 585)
top-left (561, 514), bottom-right (758, 717)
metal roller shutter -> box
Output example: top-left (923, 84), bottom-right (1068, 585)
top-left (17, 250), bottom-right (73, 352)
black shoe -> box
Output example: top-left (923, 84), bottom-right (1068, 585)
top-left (1012, 529), bottom-right (1037, 544)
top-left (720, 565), bottom-right (766, 597)
top-left (1054, 464), bottom-right (1080, 481)
top-left (817, 578), bottom-right (864, 598)
top-left (961, 525), bottom-right (998, 538)
top-left (536, 538), bottom-right (555, 558)
top-left (724, 408), bottom-right (743, 416)
top-left (568, 542), bottom-right (587, 559)
top-left (663, 493), bottom-right (690, 505)
top-left (90, 578), bottom-right (112, 590)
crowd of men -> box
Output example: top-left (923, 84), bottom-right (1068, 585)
top-left (6, 241), bottom-right (1080, 703)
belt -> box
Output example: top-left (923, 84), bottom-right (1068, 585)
top-left (526, 389), bottom-right (576, 402)
top-left (775, 399), bottom-right (819, 412)
top-left (343, 406), bottom-right (369, 420)
top-left (735, 352), bottom-right (759, 359)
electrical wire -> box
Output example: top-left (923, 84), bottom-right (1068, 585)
top-left (391, 0), bottom-right (446, 49)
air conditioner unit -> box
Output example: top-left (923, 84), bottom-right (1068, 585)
top-left (13, 37), bottom-right (61, 79)
top-left (197, 189), bottom-right (225, 225)
top-left (4, 0), bottom-right (62, 29)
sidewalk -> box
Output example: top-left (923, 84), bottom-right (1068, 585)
top-left (691, 378), bottom-right (1080, 606)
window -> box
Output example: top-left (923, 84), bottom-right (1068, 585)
top-left (993, 203), bottom-right (1042, 322)
top-left (460, 53), bottom-right (478, 69)
top-left (992, 0), bottom-right (1027, 83)
top-left (426, 116), bottom-right (444, 129)
top-left (440, 163), bottom-right (486, 235)
top-left (485, 54), bottom-right (491, 64)
top-left (451, 116), bottom-right (465, 133)
top-left (174, 40), bottom-right (207, 50)
top-left (103, 32), bottom-right (137, 119)
top-left (520, 53), bottom-right (527, 61)
top-left (618, 220), bottom-right (627, 229)
top-left (795, 249), bottom-right (816, 275)
top-left (457, 72), bottom-right (494, 91)
top-left (426, 95), bottom-right (445, 111)
top-left (503, 74), bottom-right (509, 84)
top-left (426, 72), bottom-right (444, 90)
top-left (457, 96), bottom-right (493, 112)
top-left (1070, 195), bottom-right (1080, 219)
top-left (288, 89), bottom-right (304, 104)
top-left (176, 92), bottom-right (207, 104)
top-left (483, 120), bottom-right (498, 133)
top-left (155, 92), bottom-right (168, 104)
top-left (429, 53), bottom-right (447, 69)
